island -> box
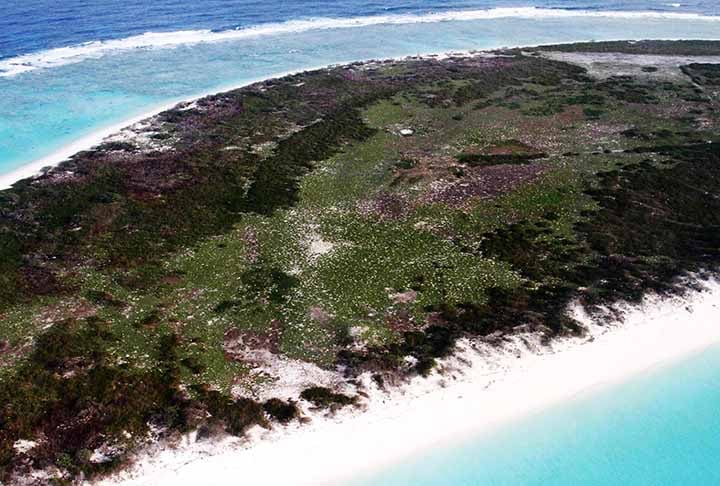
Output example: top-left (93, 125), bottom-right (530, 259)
top-left (1, 40), bottom-right (719, 483)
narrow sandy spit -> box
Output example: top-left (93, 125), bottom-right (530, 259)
top-left (104, 279), bottom-right (720, 486)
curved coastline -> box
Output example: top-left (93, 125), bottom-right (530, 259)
top-left (107, 280), bottom-right (720, 485)
top-left (0, 67), bottom-right (323, 190)
top-left (0, 49), bottom-right (509, 190)
top-left (0, 34), bottom-right (713, 190)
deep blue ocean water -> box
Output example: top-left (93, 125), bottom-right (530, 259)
top-left (0, 1), bottom-right (719, 179)
top-left (353, 343), bottom-right (720, 486)
top-left (2, 1), bottom-right (717, 60)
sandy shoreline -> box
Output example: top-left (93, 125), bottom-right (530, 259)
top-left (103, 278), bottom-right (720, 486)
top-left (0, 68), bottom-right (321, 191)
top-left (0, 55), bottom-right (410, 190)
top-left (0, 48), bottom-right (508, 190)
top-left (3, 34), bottom-right (711, 191)
top-left (0, 39), bottom-right (616, 191)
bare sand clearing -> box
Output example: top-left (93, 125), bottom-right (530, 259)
top-left (103, 279), bottom-right (720, 486)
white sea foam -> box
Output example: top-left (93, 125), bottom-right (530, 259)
top-left (1, 7), bottom-right (719, 77)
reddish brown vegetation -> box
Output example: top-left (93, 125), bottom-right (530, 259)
top-left (426, 163), bottom-right (548, 209)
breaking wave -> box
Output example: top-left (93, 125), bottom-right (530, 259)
top-left (1, 7), bottom-right (719, 77)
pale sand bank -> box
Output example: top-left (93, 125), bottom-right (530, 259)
top-left (104, 278), bottom-right (720, 486)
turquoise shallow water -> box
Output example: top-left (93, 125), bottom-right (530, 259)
top-left (1, 14), bottom-right (719, 177)
top-left (352, 343), bottom-right (720, 485)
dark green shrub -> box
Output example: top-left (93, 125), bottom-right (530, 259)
top-left (300, 387), bottom-right (355, 408)
top-left (263, 399), bottom-right (299, 423)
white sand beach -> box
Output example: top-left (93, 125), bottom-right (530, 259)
top-left (0, 107), bottom-right (176, 191)
top-left (103, 278), bottom-right (720, 486)
top-left (0, 66), bottom-right (336, 191)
